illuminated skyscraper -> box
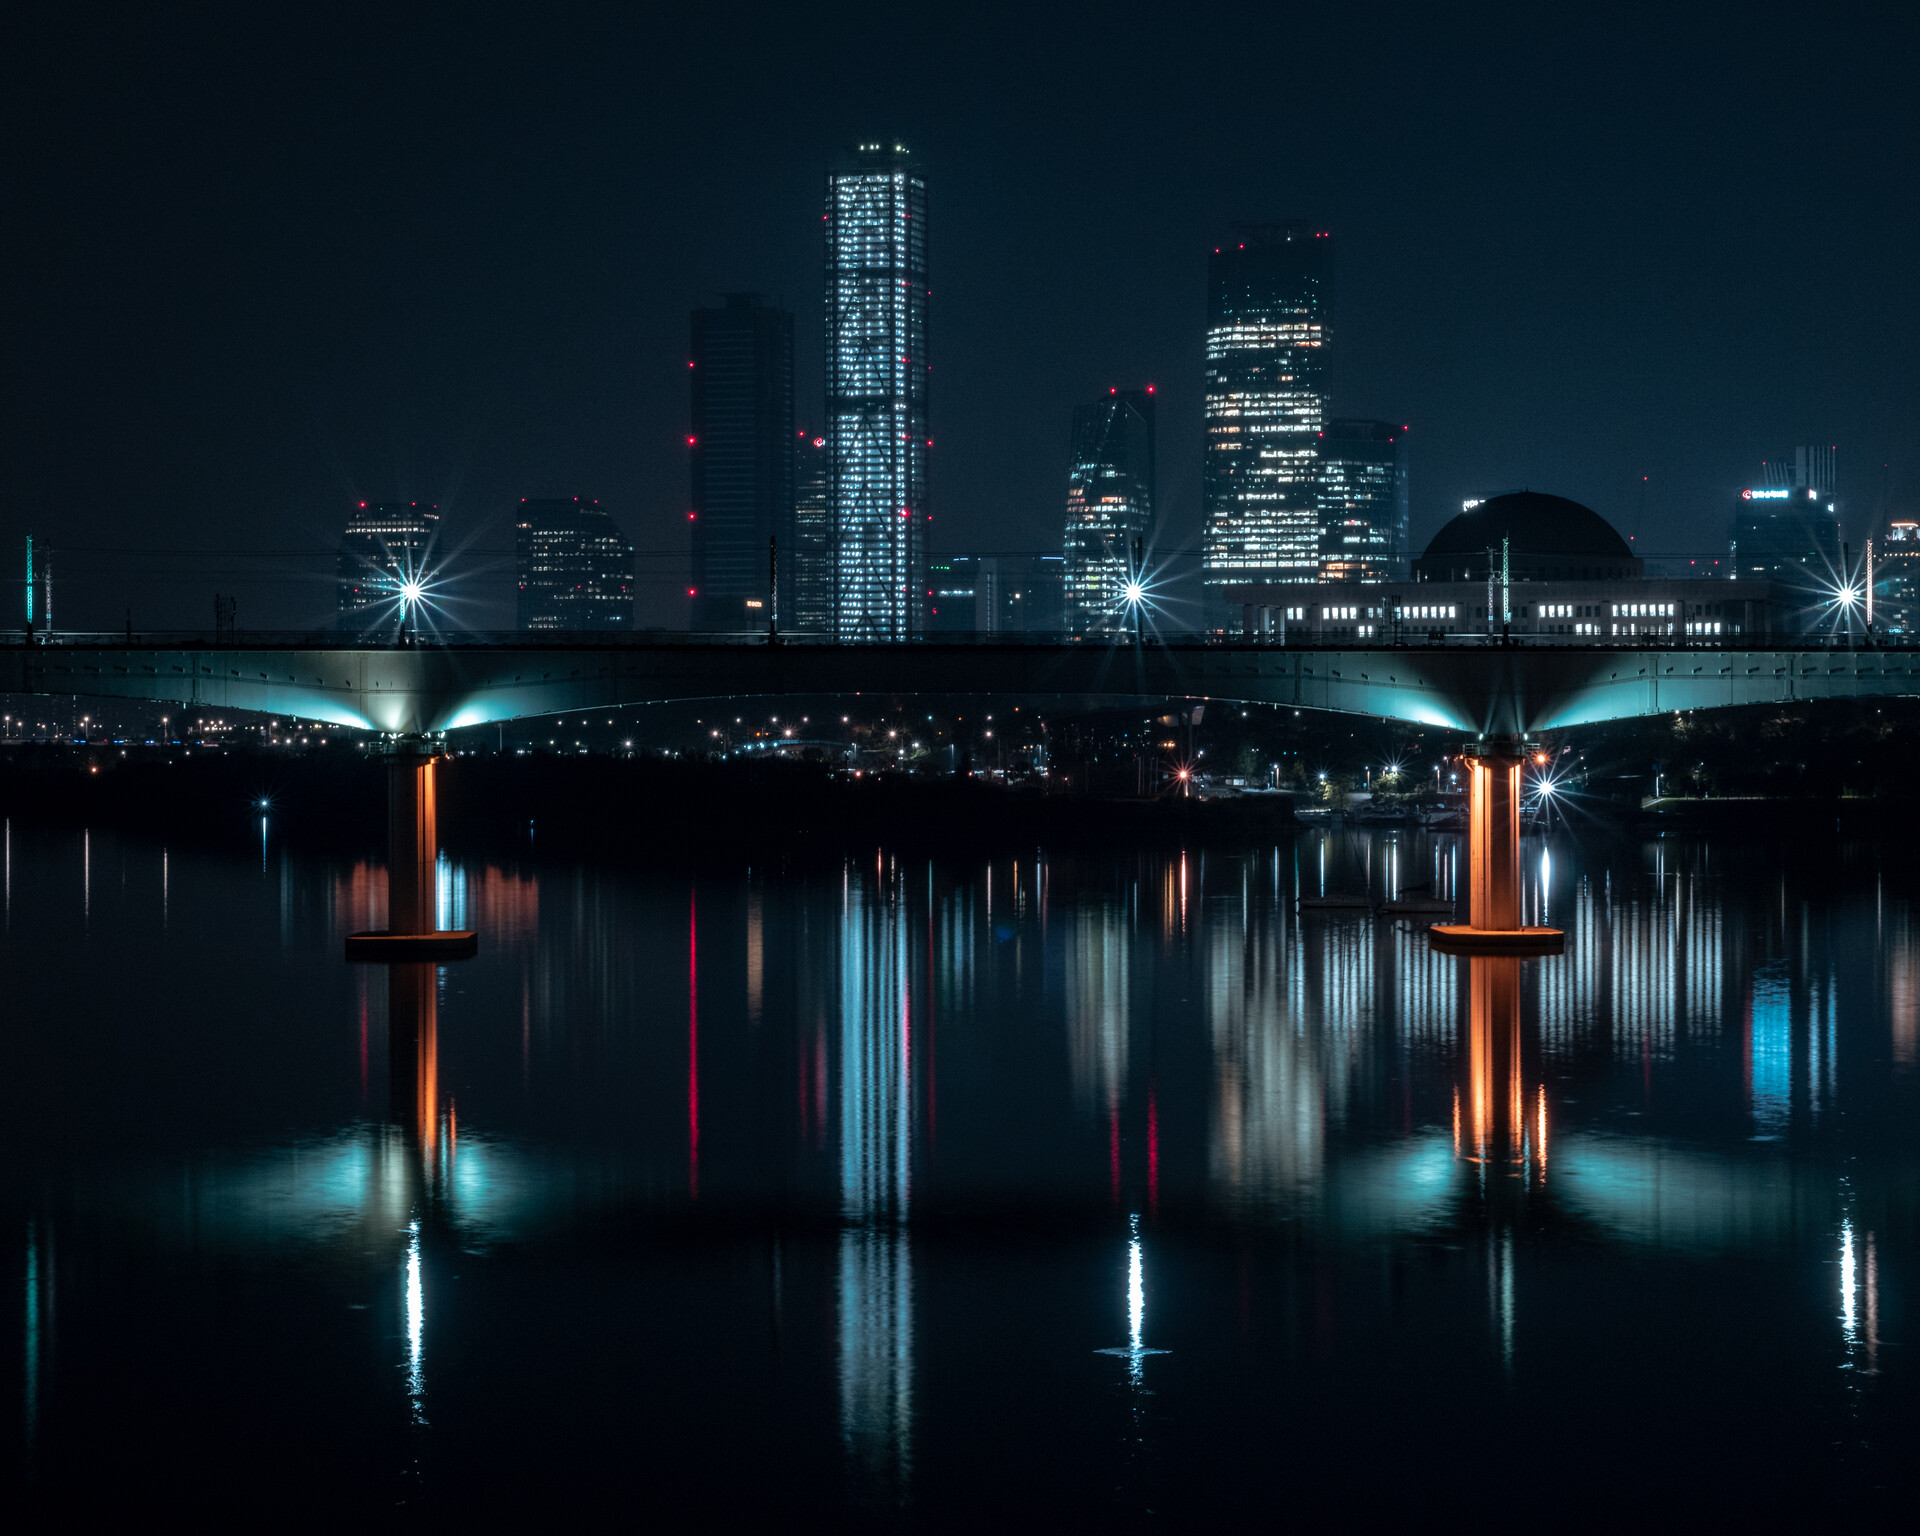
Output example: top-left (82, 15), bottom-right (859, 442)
top-left (793, 430), bottom-right (833, 632)
top-left (827, 143), bottom-right (929, 641)
top-left (1874, 517), bottom-right (1920, 635)
top-left (514, 499), bottom-right (634, 630)
top-left (1063, 388), bottom-right (1155, 635)
top-left (338, 502), bottom-right (437, 629)
top-left (690, 294), bottom-right (795, 631)
top-left (1316, 419), bottom-right (1408, 582)
top-left (1201, 224), bottom-right (1330, 616)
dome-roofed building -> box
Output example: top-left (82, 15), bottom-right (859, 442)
top-left (1219, 482), bottom-right (1785, 644)
top-left (1413, 491), bottom-right (1642, 583)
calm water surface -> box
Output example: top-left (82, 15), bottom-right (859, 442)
top-left (2, 819), bottom-right (1914, 1519)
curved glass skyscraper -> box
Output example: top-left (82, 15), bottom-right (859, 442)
top-left (827, 143), bottom-right (929, 641)
top-left (1063, 388), bottom-right (1156, 635)
top-left (1201, 224), bottom-right (1330, 616)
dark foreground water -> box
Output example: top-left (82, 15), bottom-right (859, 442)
top-left (1, 816), bottom-right (1914, 1520)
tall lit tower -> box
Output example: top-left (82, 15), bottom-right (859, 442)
top-left (1063, 388), bottom-right (1156, 635)
top-left (826, 142), bottom-right (929, 641)
top-left (1201, 223), bottom-right (1330, 617)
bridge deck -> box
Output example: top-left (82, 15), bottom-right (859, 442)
top-left (3, 635), bottom-right (1914, 736)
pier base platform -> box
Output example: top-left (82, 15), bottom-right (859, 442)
top-left (1428, 925), bottom-right (1563, 955)
top-left (345, 930), bottom-right (478, 961)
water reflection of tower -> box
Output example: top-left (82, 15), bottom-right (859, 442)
top-left (1206, 903), bottom-right (1323, 1203)
top-left (1067, 905), bottom-right (1132, 1196)
top-left (837, 862), bottom-right (914, 1507)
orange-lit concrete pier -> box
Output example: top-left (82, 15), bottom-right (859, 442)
top-left (345, 737), bottom-right (478, 960)
top-left (1430, 737), bottom-right (1563, 954)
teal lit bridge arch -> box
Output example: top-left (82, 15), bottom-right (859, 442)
top-left (6, 635), bottom-right (1920, 737)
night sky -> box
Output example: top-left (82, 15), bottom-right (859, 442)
top-left (7, 2), bottom-right (1917, 630)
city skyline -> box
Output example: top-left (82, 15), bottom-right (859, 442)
top-left (6, 5), bottom-right (1915, 633)
top-left (6, 9), bottom-right (1919, 1521)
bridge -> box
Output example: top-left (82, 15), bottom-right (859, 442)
top-left (7, 632), bottom-right (1912, 952)
top-left (4, 632), bottom-right (1915, 736)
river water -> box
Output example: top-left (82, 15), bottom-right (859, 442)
top-left (1, 817), bottom-right (1912, 1519)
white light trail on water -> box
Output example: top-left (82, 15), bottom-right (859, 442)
top-left (406, 1219), bottom-right (426, 1423)
top-left (1840, 1219), bottom-right (1857, 1346)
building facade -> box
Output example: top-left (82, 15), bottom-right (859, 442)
top-left (827, 143), bottom-right (929, 641)
top-left (690, 294), bottom-right (795, 631)
top-left (927, 554), bottom-right (977, 632)
top-left (927, 554), bottom-right (1065, 634)
top-left (1223, 578), bottom-right (1773, 643)
top-left (337, 502), bottom-right (437, 629)
top-left (1316, 419), bottom-right (1408, 581)
top-left (1224, 490), bottom-right (1779, 641)
top-left (1063, 388), bottom-right (1155, 635)
top-left (792, 430), bottom-right (832, 632)
top-left (1201, 223), bottom-right (1331, 613)
top-left (514, 499), bottom-right (635, 630)
top-left (1873, 518), bottom-right (1920, 636)
top-left (1730, 450), bottom-right (1844, 629)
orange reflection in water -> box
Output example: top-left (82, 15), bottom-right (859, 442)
top-left (388, 962), bottom-right (439, 1162)
top-left (1463, 955), bottom-right (1544, 1179)
top-left (334, 860), bottom-right (540, 943)
top-left (335, 861), bottom-right (386, 935)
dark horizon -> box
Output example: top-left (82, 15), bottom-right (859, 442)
top-left (5, 1), bottom-right (1917, 630)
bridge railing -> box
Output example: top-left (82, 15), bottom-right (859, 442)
top-left (1, 628), bottom-right (1902, 652)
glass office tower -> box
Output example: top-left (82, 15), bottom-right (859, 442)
top-left (827, 143), bottom-right (929, 641)
top-left (792, 430), bottom-right (832, 632)
top-left (690, 294), bottom-right (795, 631)
top-left (1063, 388), bottom-right (1156, 635)
top-left (514, 499), bottom-right (635, 630)
top-left (1317, 419), bottom-right (1407, 582)
top-left (1730, 446), bottom-right (1843, 631)
top-left (1874, 519), bottom-right (1920, 636)
top-left (337, 502), bottom-right (437, 629)
top-left (1201, 224), bottom-right (1330, 617)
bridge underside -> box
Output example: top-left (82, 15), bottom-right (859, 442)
top-left (5, 641), bottom-right (1920, 736)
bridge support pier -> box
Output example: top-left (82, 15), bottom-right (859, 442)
top-left (1431, 738), bottom-right (1562, 954)
top-left (344, 737), bottom-right (478, 960)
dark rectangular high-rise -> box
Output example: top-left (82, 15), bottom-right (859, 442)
top-left (1063, 388), bottom-right (1156, 636)
top-left (1201, 224), bottom-right (1331, 612)
top-left (690, 294), bottom-right (795, 631)
top-left (827, 142), bottom-right (929, 641)
top-left (514, 499), bottom-right (634, 630)
top-left (1317, 419), bottom-right (1408, 582)
top-left (792, 429), bottom-right (832, 632)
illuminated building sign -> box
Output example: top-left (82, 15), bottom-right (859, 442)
top-left (1741, 488), bottom-right (1790, 500)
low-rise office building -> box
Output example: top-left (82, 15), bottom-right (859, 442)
top-left (1222, 490), bottom-right (1782, 641)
